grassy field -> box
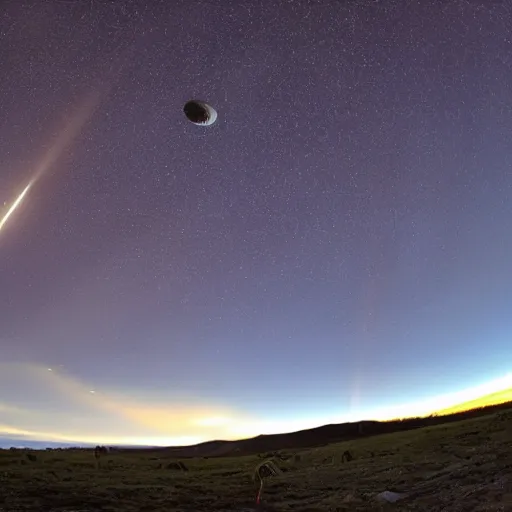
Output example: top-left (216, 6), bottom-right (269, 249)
top-left (1, 407), bottom-right (511, 511)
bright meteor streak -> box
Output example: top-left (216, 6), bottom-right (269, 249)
top-left (0, 85), bottom-right (109, 238)
top-left (0, 182), bottom-right (33, 234)
top-left (0, 90), bottom-right (103, 238)
top-left (0, 92), bottom-right (99, 238)
top-left (0, 41), bottom-right (134, 239)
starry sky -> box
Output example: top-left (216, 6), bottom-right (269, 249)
top-left (1, 0), bottom-right (511, 447)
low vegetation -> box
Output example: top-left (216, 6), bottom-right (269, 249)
top-left (1, 404), bottom-right (511, 511)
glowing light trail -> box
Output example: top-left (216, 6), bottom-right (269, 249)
top-left (29, 89), bottom-right (104, 187)
top-left (0, 182), bottom-right (33, 233)
top-left (0, 92), bottom-right (99, 237)
top-left (0, 86), bottom-right (110, 238)
top-left (0, 40), bottom-right (136, 239)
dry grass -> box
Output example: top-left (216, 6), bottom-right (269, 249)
top-left (1, 408), bottom-right (511, 511)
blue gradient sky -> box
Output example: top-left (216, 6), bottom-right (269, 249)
top-left (1, 0), bottom-right (511, 447)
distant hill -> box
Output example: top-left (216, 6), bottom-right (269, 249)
top-left (3, 400), bottom-right (511, 454)
top-left (437, 387), bottom-right (512, 415)
top-left (0, 438), bottom-right (156, 450)
top-left (120, 399), bottom-right (512, 459)
top-left (0, 439), bottom-right (93, 450)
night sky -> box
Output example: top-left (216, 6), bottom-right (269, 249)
top-left (1, 0), bottom-right (511, 447)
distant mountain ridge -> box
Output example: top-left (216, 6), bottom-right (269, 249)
top-left (3, 400), bottom-right (511, 454)
top-left (0, 439), bottom-right (91, 449)
top-left (120, 400), bottom-right (512, 459)
top-left (0, 438), bottom-right (156, 450)
top-left (437, 387), bottom-right (512, 415)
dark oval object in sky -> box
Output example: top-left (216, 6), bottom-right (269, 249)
top-left (183, 100), bottom-right (218, 126)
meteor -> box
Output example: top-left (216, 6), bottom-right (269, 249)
top-left (0, 41), bottom-right (134, 240)
top-left (0, 181), bottom-right (32, 234)
top-left (0, 91), bottom-right (101, 238)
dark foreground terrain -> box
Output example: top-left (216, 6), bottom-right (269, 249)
top-left (1, 406), bottom-right (511, 511)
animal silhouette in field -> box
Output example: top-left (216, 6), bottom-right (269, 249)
top-left (94, 445), bottom-right (110, 468)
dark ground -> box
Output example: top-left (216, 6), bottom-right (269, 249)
top-left (1, 403), bottom-right (512, 511)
